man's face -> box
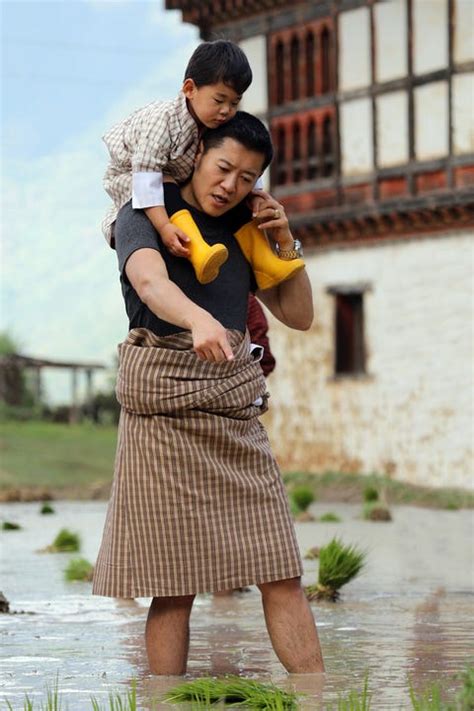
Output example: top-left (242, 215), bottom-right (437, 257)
top-left (186, 137), bottom-right (264, 216)
top-left (183, 80), bottom-right (241, 128)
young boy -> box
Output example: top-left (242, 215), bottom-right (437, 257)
top-left (102, 40), bottom-right (304, 288)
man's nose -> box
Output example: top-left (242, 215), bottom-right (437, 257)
top-left (221, 174), bottom-right (237, 193)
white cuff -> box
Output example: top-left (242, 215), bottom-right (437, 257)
top-left (255, 176), bottom-right (264, 190)
top-left (132, 171), bottom-right (165, 208)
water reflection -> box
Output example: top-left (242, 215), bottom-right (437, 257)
top-left (1, 501), bottom-right (473, 709)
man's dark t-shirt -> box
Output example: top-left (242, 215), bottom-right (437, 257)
top-left (114, 185), bottom-right (257, 337)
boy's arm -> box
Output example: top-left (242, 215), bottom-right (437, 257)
top-left (144, 205), bottom-right (190, 257)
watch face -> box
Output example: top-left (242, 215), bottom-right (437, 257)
top-left (294, 239), bottom-right (303, 255)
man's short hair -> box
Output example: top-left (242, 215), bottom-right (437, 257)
top-left (201, 111), bottom-right (274, 172)
top-left (184, 40), bottom-right (252, 96)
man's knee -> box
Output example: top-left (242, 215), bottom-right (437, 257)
top-left (257, 576), bottom-right (303, 599)
top-left (150, 594), bottom-right (195, 615)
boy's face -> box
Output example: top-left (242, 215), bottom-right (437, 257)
top-left (183, 79), bottom-right (241, 128)
top-left (183, 137), bottom-right (264, 217)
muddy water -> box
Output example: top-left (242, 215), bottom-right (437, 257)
top-left (1, 501), bottom-right (473, 710)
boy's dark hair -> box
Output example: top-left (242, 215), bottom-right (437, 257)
top-left (184, 40), bottom-right (252, 96)
top-left (201, 111), bottom-right (274, 172)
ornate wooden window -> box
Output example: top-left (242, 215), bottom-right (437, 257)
top-left (305, 31), bottom-right (315, 98)
top-left (290, 35), bottom-right (300, 101)
top-left (307, 119), bottom-right (318, 180)
top-left (275, 40), bottom-right (285, 105)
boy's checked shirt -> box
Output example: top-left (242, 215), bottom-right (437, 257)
top-left (101, 91), bottom-right (199, 246)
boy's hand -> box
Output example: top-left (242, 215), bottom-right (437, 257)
top-left (160, 223), bottom-right (191, 258)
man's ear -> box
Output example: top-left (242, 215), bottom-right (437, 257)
top-left (182, 78), bottom-right (197, 99)
top-left (194, 140), bottom-right (204, 165)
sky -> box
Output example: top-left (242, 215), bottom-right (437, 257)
top-left (1, 0), bottom-right (200, 402)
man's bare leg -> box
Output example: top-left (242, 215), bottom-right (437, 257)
top-left (258, 577), bottom-right (325, 673)
top-left (145, 595), bottom-right (195, 675)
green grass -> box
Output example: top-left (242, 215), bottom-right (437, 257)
top-left (0, 420), bottom-right (117, 495)
top-left (1, 421), bottom-right (472, 509)
top-left (283, 471), bottom-right (474, 510)
top-left (65, 557), bottom-right (94, 582)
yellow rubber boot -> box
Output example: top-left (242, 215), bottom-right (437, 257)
top-left (170, 209), bottom-right (229, 284)
top-left (234, 220), bottom-right (305, 290)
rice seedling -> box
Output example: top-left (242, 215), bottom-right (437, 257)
top-left (165, 676), bottom-right (299, 710)
top-left (65, 557), bottom-right (94, 582)
top-left (408, 681), bottom-right (446, 710)
top-left (40, 528), bottom-right (80, 553)
top-left (455, 664), bottom-right (474, 709)
top-left (328, 674), bottom-right (372, 710)
top-left (91, 680), bottom-right (138, 711)
top-left (363, 485), bottom-right (379, 503)
top-left (2, 521), bottom-right (22, 530)
top-left (319, 512), bottom-right (342, 523)
top-left (40, 503), bottom-right (55, 515)
top-left (291, 485), bottom-right (315, 512)
top-left (362, 501), bottom-right (392, 521)
top-left (305, 537), bottom-right (366, 601)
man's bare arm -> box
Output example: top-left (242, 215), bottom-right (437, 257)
top-left (125, 248), bottom-right (234, 362)
top-left (256, 268), bottom-right (313, 331)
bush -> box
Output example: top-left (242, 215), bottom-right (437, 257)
top-left (320, 512), bottom-right (342, 523)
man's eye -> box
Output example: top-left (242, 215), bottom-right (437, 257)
top-left (232, 102), bottom-right (239, 107)
top-left (218, 165), bottom-right (229, 172)
top-left (214, 99), bottom-right (224, 104)
top-left (242, 176), bottom-right (253, 184)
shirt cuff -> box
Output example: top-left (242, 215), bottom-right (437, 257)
top-left (255, 176), bottom-right (264, 190)
top-left (132, 171), bottom-right (165, 208)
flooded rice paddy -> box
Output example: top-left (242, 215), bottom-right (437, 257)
top-left (1, 500), bottom-right (473, 709)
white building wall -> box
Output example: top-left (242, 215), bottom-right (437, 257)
top-left (262, 231), bottom-right (474, 490)
top-left (374, 0), bottom-right (407, 83)
top-left (339, 7), bottom-right (371, 91)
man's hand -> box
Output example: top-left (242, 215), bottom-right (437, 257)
top-left (159, 223), bottom-right (191, 258)
top-left (250, 190), bottom-right (294, 250)
top-left (188, 313), bottom-right (234, 363)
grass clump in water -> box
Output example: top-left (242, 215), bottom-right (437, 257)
top-left (319, 512), bottom-right (342, 523)
top-left (40, 503), bottom-right (55, 515)
top-left (41, 528), bottom-right (81, 553)
top-left (165, 676), bottom-right (299, 709)
top-left (362, 501), bottom-right (392, 522)
top-left (291, 485), bottom-right (315, 512)
top-left (2, 520), bottom-right (22, 530)
top-left (305, 536), bottom-right (366, 601)
top-left (363, 485), bottom-right (379, 503)
top-left (328, 674), bottom-right (372, 710)
top-left (91, 680), bottom-right (138, 711)
top-left (65, 557), bottom-right (94, 582)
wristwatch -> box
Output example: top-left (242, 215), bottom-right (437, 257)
top-left (276, 239), bottom-right (303, 261)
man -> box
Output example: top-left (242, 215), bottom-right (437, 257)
top-left (93, 111), bottom-right (324, 676)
